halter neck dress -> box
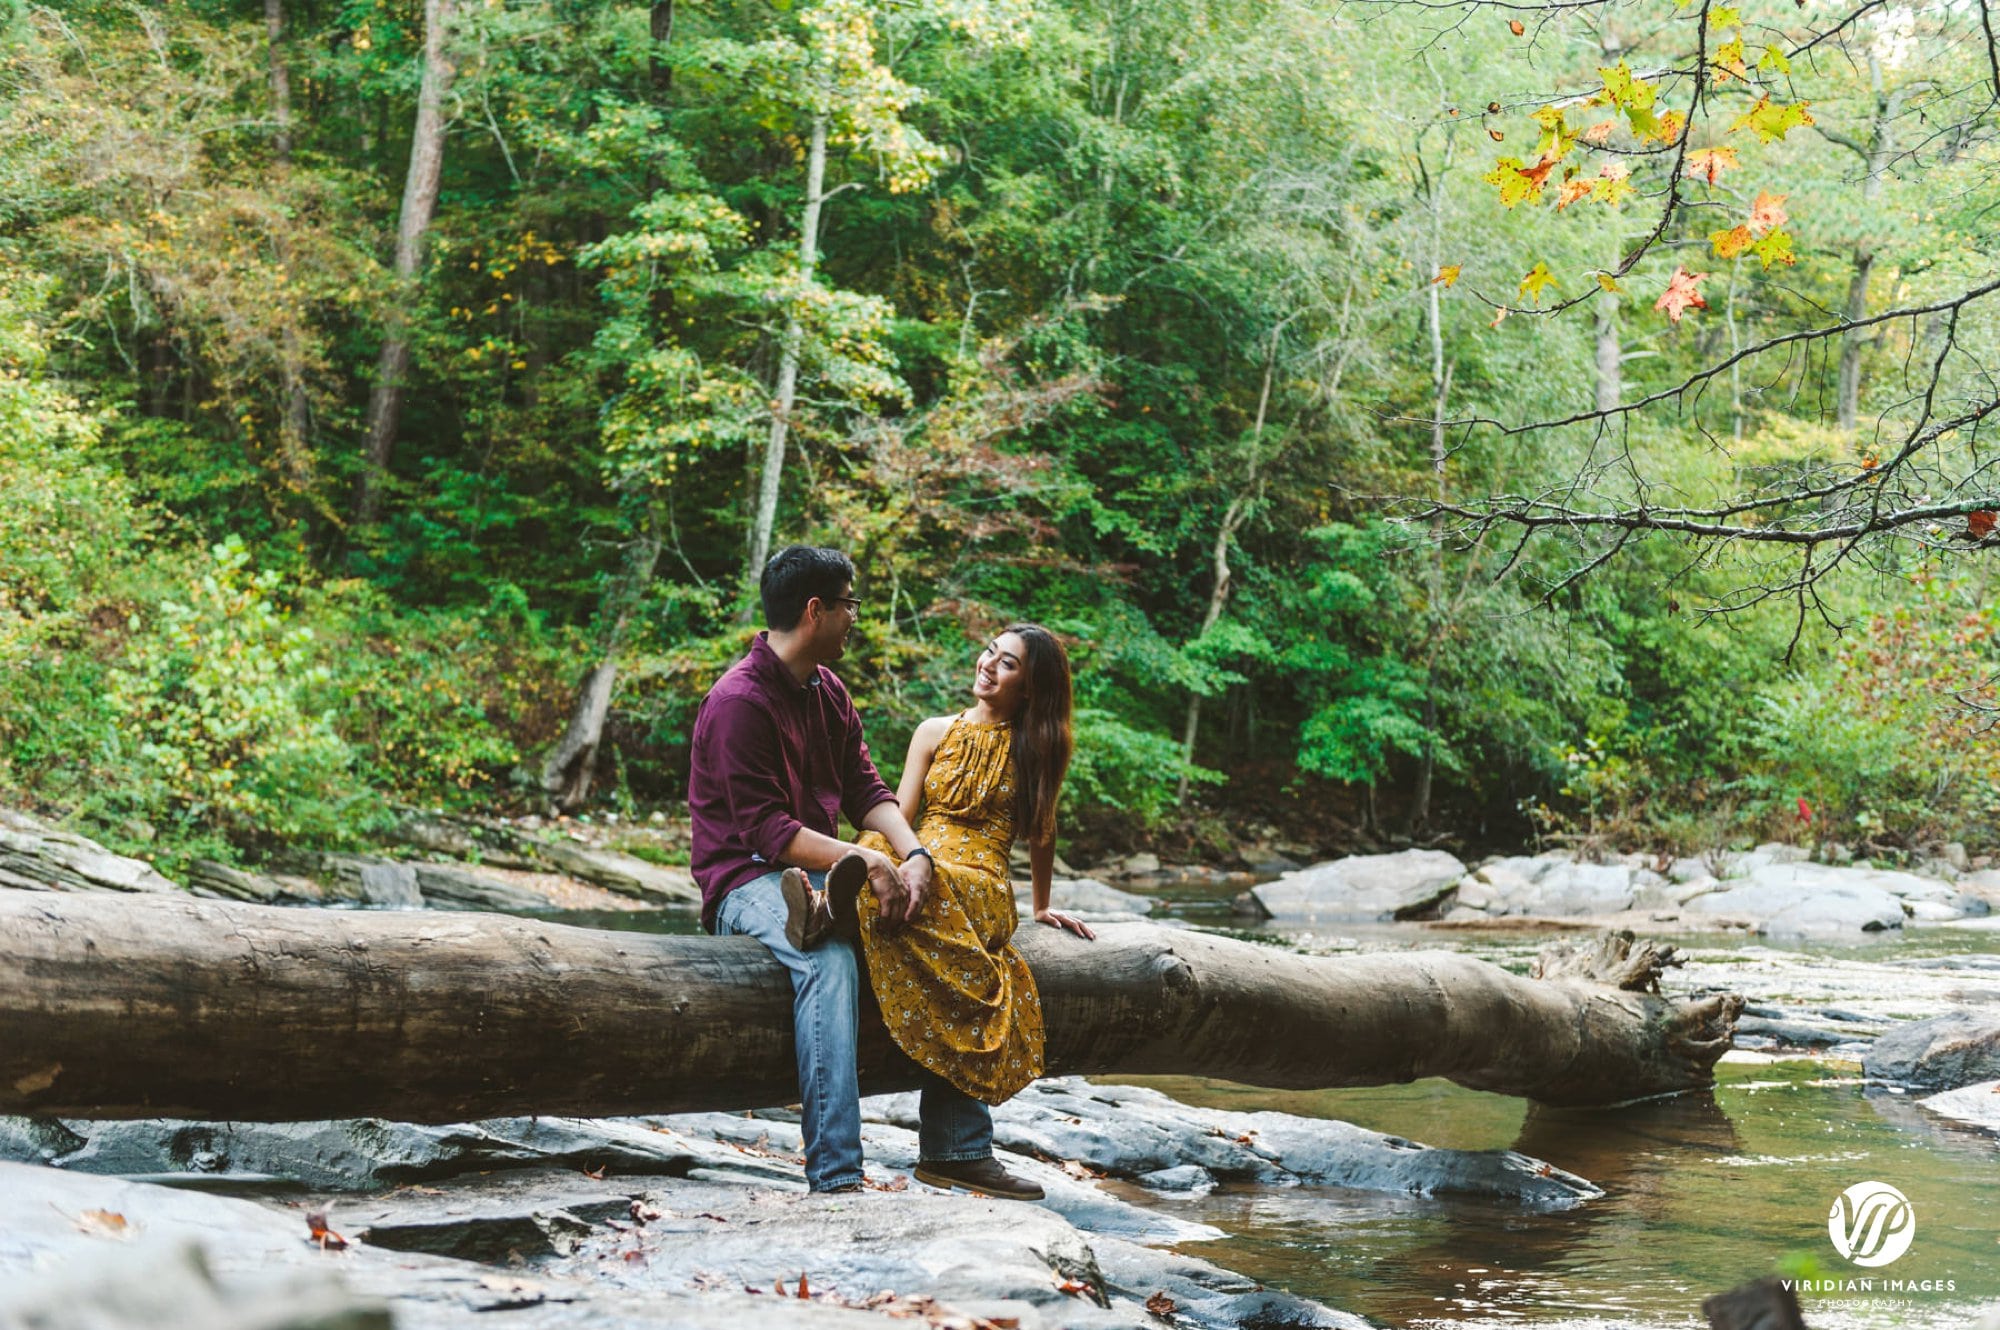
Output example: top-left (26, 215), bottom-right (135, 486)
top-left (856, 715), bottom-right (1046, 1103)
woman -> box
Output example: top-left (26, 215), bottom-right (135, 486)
top-left (844, 623), bottom-right (1093, 1105)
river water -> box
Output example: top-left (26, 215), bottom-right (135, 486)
top-left (536, 886), bottom-right (2000, 1329)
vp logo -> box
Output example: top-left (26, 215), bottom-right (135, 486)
top-left (1827, 1181), bottom-right (1916, 1267)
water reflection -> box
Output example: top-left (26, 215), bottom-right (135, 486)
top-left (1121, 1062), bottom-right (2000, 1328)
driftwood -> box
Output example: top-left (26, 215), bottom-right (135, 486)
top-left (0, 893), bottom-right (1740, 1122)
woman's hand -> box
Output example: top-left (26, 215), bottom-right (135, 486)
top-left (1035, 907), bottom-right (1096, 940)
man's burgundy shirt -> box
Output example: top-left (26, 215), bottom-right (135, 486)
top-left (687, 632), bottom-right (895, 931)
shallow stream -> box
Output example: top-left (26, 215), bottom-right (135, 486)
top-left (531, 880), bottom-right (2000, 1329)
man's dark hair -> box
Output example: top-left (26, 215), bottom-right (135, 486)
top-left (760, 546), bottom-right (855, 631)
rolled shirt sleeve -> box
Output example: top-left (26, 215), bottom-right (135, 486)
top-left (702, 694), bottom-right (806, 864)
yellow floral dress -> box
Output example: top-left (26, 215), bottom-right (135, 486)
top-left (856, 716), bottom-right (1046, 1104)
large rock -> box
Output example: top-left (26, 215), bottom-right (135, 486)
top-left (0, 1115), bottom-right (801, 1193)
top-left (536, 841), bottom-right (698, 904)
top-left (0, 811), bottom-right (179, 895)
top-left (1683, 863), bottom-right (1907, 935)
top-left (412, 863), bottom-right (558, 912)
top-left (186, 860), bottom-right (331, 906)
top-left (1864, 1008), bottom-right (2000, 1089)
top-left (1250, 849), bottom-right (1467, 922)
top-left (0, 1232), bottom-right (389, 1330)
top-left (1015, 878), bottom-right (1158, 919)
top-left (865, 1079), bottom-right (1600, 1209)
top-left (1918, 1079), bottom-right (2000, 1135)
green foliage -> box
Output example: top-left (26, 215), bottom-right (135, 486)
top-left (1065, 709), bottom-right (1220, 830)
top-left (3, 0), bottom-right (1998, 867)
top-left (1734, 570), bottom-right (2000, 848)
top-left (106, 538), bottom-right (367, 845)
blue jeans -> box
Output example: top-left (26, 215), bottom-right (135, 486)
top-left (716, 869), bottom-right (992, 1190)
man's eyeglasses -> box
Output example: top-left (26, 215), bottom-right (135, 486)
top-left (830, 596), bottom-right (862, 614)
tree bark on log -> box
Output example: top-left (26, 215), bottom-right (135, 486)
top-left (0, 893), bottom-right (1739, 1123)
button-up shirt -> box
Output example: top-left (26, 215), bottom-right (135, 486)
top-left (688, 632), bottom-right (896, 931)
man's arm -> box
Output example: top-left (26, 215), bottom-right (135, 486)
top-left (706, 695), bottom-right (806, 868)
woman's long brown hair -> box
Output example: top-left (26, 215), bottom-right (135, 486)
top-left (1004, 623), bottom-right (1073, 846)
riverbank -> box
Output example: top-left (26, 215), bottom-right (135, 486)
top-left (4, 808), bottom-right (1999, 1328)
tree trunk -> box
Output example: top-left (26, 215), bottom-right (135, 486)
top-left (0, 894), bottom-right (1740, 1122)
top-left (539, 523), bottom-right (663, 812)
top-left (1594, 289), bottom-right (1621, 415)
top-left (1177, 334), bottom-right (1278, 805)
top-left (1836, 61), bottom-right (1902, 434)
top-left (748, 114), bottom-right (828, 579)
top-left (267, 0), bottom-right (314, 498)
top-left (265, 0), bottom-right (294, 163)
top-left (355, 0), bottom-right (458, 526)
top-left (650, 0), bottom-right (675, 96)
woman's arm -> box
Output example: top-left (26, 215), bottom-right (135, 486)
top-left (895, 717), bottom-right (949, 829)
top-left (1030, 826), bottom-right (1095, 940)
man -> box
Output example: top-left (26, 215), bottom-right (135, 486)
top-left (688, 545), bottom-right (1043, 1199)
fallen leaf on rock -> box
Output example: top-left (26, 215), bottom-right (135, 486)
top-left (1055, 1277), bottom-right (1092, 1297)
top-left (622, 1249), bottom-right (646, 1264)
top-left (797, 1271), bottom-right (812, 1300)
top-left (73, 1209), bottom-right (129, 1238)
top-left (695, 1213), bottom-right (729, 1223)
top-left (1059, 1159), bottom-right (1102, 1180)
top-left (581, 1163), bottom-right (607, 1180)
top-left (1146, 1290), bottom-right (1179, 1318)
top-left (630, 1199), bottom-right (665, 1224)
top-left (305, 1209), bottom-right (348, 1251)
top-left (866, 1174), bottom-right (910, 1192)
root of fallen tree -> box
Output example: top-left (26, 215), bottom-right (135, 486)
top-left (0, 893), bottom-right (1739, 1121)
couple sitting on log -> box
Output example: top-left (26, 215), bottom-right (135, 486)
top-left (688, 545), bottom-right (1096, 1200)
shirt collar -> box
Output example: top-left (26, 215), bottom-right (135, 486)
top-left (750, 631), bottom-right (821, 692)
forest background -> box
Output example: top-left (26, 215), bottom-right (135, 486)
top-left (3, 0), bottom-right (1997, 876)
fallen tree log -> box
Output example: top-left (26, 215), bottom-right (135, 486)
top-left (0, 892), bottom-right (1739, 1121)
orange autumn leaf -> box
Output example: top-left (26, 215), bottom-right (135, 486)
top-left (1685, 146), bottom-right (1740, 184)
top-left (1433, 264), bottom-right (1461, 287)
top-left (1509, 18), bottom-right (1525, 34)
top-left (1146, 1291), bottom-right (1180, 1317)
top-left (1654, 266), bottom-right (1709, 323)
top-left (1969, 511), bottom-right (1997, 540)
top-left (1557, 177), bottom-right (1596, 209)
top-left (797, 1271), bottom-right (811, 1300)
top-left (1582, 119), bottom-right (1618, 144)
top-left (1748, 191), bottom-right (1789, 235)
top-left (305, 1210), bottom-right (349, 1251)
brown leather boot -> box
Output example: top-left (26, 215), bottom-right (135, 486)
top-left (781, 867), bottom-right (835, 950)
top-left (912, 1156), bottom-right (1045, 1201)
top-left (825, 851), bottom-right (870, 940)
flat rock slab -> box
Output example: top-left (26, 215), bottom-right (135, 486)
top-left (537, 842), bottom-right (698, 904)
top-left (1016, 878), bottom-right (1159, 917)
top-left (1865, 1008), bottom-right (2000, 1090)
top-left (554, 1176), bottom-right (1368, 1330)
top-left (865, 1078), bottom-right (1600, 1209)
top-left (0, 1157), bottom-right (1366, 1330)
top-left (0, 810), bottom-right (178, 895)
top-left (1917, 1080), bottom-right (2000, 1136)
top-left (1684, 864), bottom-right (1907, 935)
top-left (1251, 849), bottom-right (1467, 922)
